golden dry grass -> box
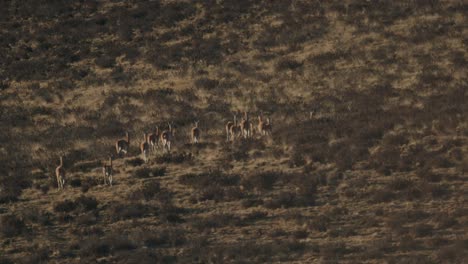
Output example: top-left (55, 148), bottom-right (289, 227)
top-left (0, 0), bottom-right (467, 263)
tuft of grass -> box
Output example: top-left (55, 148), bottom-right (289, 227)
top-left (0, 214), bottom-right (27, 238)
top-left (134, 166), bottom-right (167, 178)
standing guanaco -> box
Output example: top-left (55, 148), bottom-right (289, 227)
top-left (229, 116), bottom-right (241, 141)
top-left (258, 114), bottom-right (272, 136)
top-left (226, 115), bottom-right (235, 141)
top-left (240, 112), bottom-right (251, 138)
top-left (160, 122), bottom-right (173, 152)
top-left (55, 156), bottom-right (66, 190)
top-left (102, 156), bottom-right (113, 186)
top-left (148, 126), bottom-right (160, 154)
top-left (191, 121), bottom-right (201, 144)
top-left (115, 131), bottom-right (130, 157)
top-left (140, 133), bottom-right (150, 162)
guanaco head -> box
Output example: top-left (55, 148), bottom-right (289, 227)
top-left (194, 121), bottom-right (199, 128)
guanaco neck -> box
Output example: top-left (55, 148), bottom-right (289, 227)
top-left (126, 132), bottom-right (130, 144)
top-left (59, 157), bottom-right (63, 167)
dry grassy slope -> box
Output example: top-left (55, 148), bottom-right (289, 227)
top-left (0, 0), bottom-right (467, 263)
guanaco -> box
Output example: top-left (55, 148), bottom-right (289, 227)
top-left (229, 116), bottom-right (241, 141)
top-left (240, 112), bottom-right (251, 138)
top-left (160, 122), bottom-right (173, 152)
top-left (140, 133), bottom-right (150, 162)
top-left (55, 156), bottom-right (66, 190)
top-left (258, 115), bottom-right (272, 136)
top-left (148, 126), bottom-right (160, 153)
top-left (191, 121), bottom-right (201, 144)
top-left (226, 115), bottom-right (235, 141)
top-left (102, 156), bottom-right (113, 186)
top-left (115, 131), bottom-right (130, 157)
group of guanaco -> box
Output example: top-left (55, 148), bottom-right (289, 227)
top-left (55, 112), bottom-right (271, 190)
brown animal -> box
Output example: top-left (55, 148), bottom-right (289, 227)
top-left (229, 116), bottom-right (241, 141)
top-left (225, 115), bottom-right (235, 141)
top-left (148, 126), bottom-right (160, 153)
top-left (258, 115), bottom-right (272, 136)
top-left (160, 123), bottom-right (173, 152)
top-left (191, 121), bottom-right (201, 144)
top-left (102, 156), bottom-right (113, 186)
top-left (140, 133), bottom-right (150, 162)
top-left (55, 156), bottom-right (66, 190)
top-left (115, 131), bottom-right (130, 157)
top-left (240, 112), bottom-right (251, 138)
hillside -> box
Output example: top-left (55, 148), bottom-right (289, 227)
top-left (0, 0), bottom-right (467, 263)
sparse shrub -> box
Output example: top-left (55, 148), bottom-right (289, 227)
top-left (134, 166), bottom-right (167, 178)
top-left (54, 196), bottom-right (98, 213)
top-left (320, 242), bottom-right (348, 260)
top-left (241, 171), bottom-right (280, 192)
top-left (70, 178), bottom-right (82, 187)
top-left (0, 214), bottom-right (27, 237)
top-left (22, 247), bottom-right (50, 264)
top-left (155, 152), bottom-right (193, 164)
top-left (241, 198), bottom-right (264, 208)
top-left (388, 177), bottom-right (413, 191)
top-left (109, 203), bottom-right (152, 221)
top-left (95, 55), bottom-right (115, 68)
top-left (264, 191), bottom-right (297, 209)
top-left (40, 184), bottom-right (49, 194)
top-left (140, 181), bottom-right (161, 200)
top-left (292, 229), bottom-right (308, 239)
top-left (435, 213), bottom-right (458, 229)
top-left (372, 188), bottom-right (396, 203)
top-left (79, 236), bottom-right (110, 258)
top-left (54, 199), bottom-right (77, 213)
top-left (143, 228), bottom-right (186, 248)
top-left (192, 213), bottom-right (242, 231)
top-left (75, 195), bottom-right (98, 211)
top-left (308, 214), bottom-right (331, 232)
top-left (412, 223), bottom-right (433, 237)
top-left (80, 177), bottom-right (100, 192)
top-left (289, 151), bottom-right (306, 167)
top-left (398, 235), bottom-right (420, 251)
top-left (276, 58), bottom-right (303, 71)
top-left (0, 170), bottom-right (31, 203)
top-left (179, 170), bottom-right (240, 189)
top-left (125, 157), bottom-right (145, 167)
top-left (435, 240), bottom-right (468, 263)
top-left (194, 77), bottom-right (219, 90)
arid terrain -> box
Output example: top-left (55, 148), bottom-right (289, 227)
top-left (0, 0), bottom-right (467, 263)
